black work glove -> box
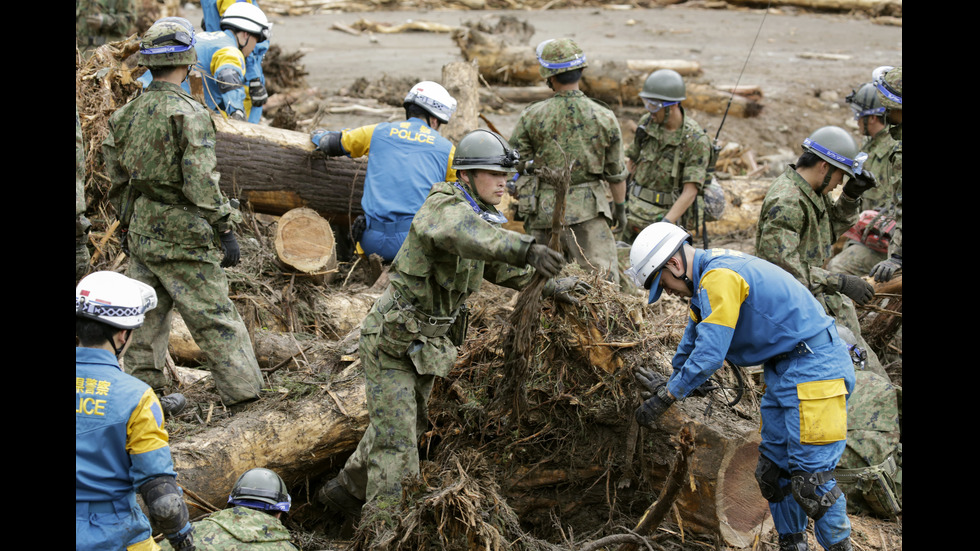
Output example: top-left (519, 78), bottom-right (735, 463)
top-left (838, 273), bottom-right (874, 305)
top-left (526, 244), bottom-right (564, 278)
top-left (248, 79), bottom-right (269, 106)
top-left (546, 276), bottom-right (591, 306)
top-left (229, 109), bottom-right (246, 121)
top-left (842, 170), bottom-right (877, 200)
top-left (635, 384), bottom-right (675, 428)
top-left (869, 254), bottom-right (901, 282)
top-left (612, 201), bottom-right (627, 233)
top-left (634, 365), bottom-right (669, 401)
top-left (219, 230), bottom-right (241, 268)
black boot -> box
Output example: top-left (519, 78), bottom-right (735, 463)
top-left (316, 477), bottom-right (365, 517)
top-left (826, 538), bottom-right (853, 551)
top-left (158, 393), bottom-right (187, 417)
top-left (779, 532), bottom-right (809, 551)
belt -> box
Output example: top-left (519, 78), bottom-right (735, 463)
top-left (770, 326), bottom-right (835, 363)
top-left (366, 217), bottom-right (414, 234)
top-left (76, 494), bottom-right (138, 516)
top-left (630, 185), bottom-right (675, 207)
top-left (376, 287), bottom-right (458, 338)
top-left (834, 454), bottom-right (899, 482)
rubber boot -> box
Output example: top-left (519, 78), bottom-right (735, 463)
top-left (159, 393), bottom-right (187, 417)
top-left (316, 477), bottom-right (365, 517)
top-left (826, 538), bottom-right (853, 551)
top-left (779, 532), bottom-right (809, 551)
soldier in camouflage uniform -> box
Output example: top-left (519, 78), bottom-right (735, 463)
top-left (77, 106), bottom-right (91, 281)
top-left (510, 38), bottom-right (628, 287)
top-left (867, 66), bottom-right (902, 284)
top-left (316, 130), bottom-right (585, 517)
top-left (76, 0), bottom-right (136, 56)
top-left (622, 69), bottom-right (712, 241)
top-left (162, 468), bottom-right (298, 550)
top-left (825, 82), bottom-right (901, 277)
top-left (103, 17), bottom-right (264, 407)
top-left (755, 126), bottom-right (887, 378)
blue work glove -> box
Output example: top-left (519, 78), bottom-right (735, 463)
top-left (219, 230), bottom-right (240, 268)
top-left (869, 254), bottom-right (901, 282)
top-left (311, 129), bottom-right (343, 155)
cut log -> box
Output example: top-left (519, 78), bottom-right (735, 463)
top-left (213, 116), bottom-right (366, 224)
top-left (274, 207), bottom-right (338, 276)
top-left (170, 363), bottom-right (369, 508)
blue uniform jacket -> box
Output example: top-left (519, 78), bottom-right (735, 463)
top-left (667, 248), bottom-right (838, 399)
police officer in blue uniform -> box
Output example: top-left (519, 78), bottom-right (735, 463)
top-left (76, 271), bottom-right (195, 551)
top-left (627, 223), bottom-right (856, 551)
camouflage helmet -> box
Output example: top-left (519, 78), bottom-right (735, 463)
top-left (536, 38), bottom-right (588, 79)
top-left (846, 82), bottom-right (885, 120)
top-left (872, 66), bottom-right (902, 110)
top-left (228, 468), bottom-right (291, 513)
top-left (452, 129), bottom-right (520, 173)
top-left (639, 69), bottom-right (686, 102)
top-left (802, 126), bottom-right (863, 178)
top-left (139, 17), bottom-right (197, 68)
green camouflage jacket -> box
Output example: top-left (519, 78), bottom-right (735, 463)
top-left (755, 167), bottom-right (858, 295)
top-left (885, 125), bottom-right (902, 257)
top-left (857, 127), bottom-right (900, 211)
top-left (625, 111), bottom-right (710, 224)
top-left (76, 0), bottom-right (136, 48)
top-left (366, 180), bottom-right (537, 377)
top-left (160, 507), bottom-right (297, 550)
top-left (510, 90), bottom-right (627, 230)
top-left (104, 81), bottom-right (241, 248)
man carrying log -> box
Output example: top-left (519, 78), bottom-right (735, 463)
top-left (621, 69), bottom-right (712, 241)
top-left (866, 66), bottom-right (902, 284)
top-left (104, 17), bottom-right (265, 408)
top-left (627, 222), bottom-right (856, 551)
top-left (311, 81), bottom-right (458, 262)
top-left (160, 468), bottom-right (297, 550)
top-left (754, 126), bottom-right (887, 379)
top-left (509, 38), bottom-right (628, 287)
top-left (76, 271), bottom-right (195, 551)
top-left (825, 81), bottom-right (900, 277)
top-left (316, 129), bottom-right (584, 519)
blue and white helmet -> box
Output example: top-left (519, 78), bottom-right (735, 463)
top-left (75, 271), bottom-right (158, 330)
top-left (404, 81), bottom-right (457, 124)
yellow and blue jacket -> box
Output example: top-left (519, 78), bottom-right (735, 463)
top-left (667, 248), bottom-right (837, 399)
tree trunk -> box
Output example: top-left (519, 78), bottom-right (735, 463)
top-left (274, 207), bottom-right (338, 277)
top-left (170, 363), bottom-right (368, 507)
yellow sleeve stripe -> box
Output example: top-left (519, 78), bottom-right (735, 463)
top-left (210, 47), bottom-right (245, 78)
top-left (699, 268), bottom-right (750, 330)
top-left (126, 388), bottom-right (170, 456)
top-left (342, 124), bottom-right (378, 158)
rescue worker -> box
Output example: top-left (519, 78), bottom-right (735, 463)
top-left (628, 222), bottom-right (856, 551)
top-left (137, 3), bottom-right (272, 122)
top-left (867, 66), bottom-right (902, 283)
top-left (310, 81), bottom-right (457, 262)
top-left (510, 38), bottom-right (628, 287)
top-left (76, 0), bottom-right (136, 57)
top-left (76, 271), bottom-right (195, 551)
top-left (161, 468), bottom-right (297, 550)
top-left (622, 69), bottom-right (712, 241)
top-left (200, 0), bottom-right (270, 123)
top-left (104, 17), bottom-right (265, 407)
top-left (755, 126), bottom-right (886, 378)
top-left (825, 82), bottom-right (900, 277)
top-left (315, 129), bottom-right (586, 518)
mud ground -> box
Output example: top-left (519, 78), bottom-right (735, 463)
top-left (185, 2), bottom-right (901, 165)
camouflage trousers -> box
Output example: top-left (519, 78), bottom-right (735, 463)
top-left (337, 329), bottom-right (435, 504)
top-left (826, 241), bottom-right (886, 277)
top-left (818, 291), bottom-right (887, 379)
top-left (528, 216), bottom-right (621, 287)
top-left (123, 234), bottom-right (263, 406)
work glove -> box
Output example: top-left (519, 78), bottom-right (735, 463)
top-left (248, 79), bottom-right (269, 107)
top-left (526, 244), bottom-right (564, 278)
top-left (837, 273), bottom-right (874, 306)
top-left (635, 384), bottom-right (675, 428)
top-left (311, 129), bottom-right (344, 155)
top-left (546, 276), bottom-right (591, 306)
top-left (869, 254), bottom-right (901, 282)
top-left (229, 109), bottom-right (246, 121)
top-left (219, 230), bottom-right (241, 268)
top-left (842, 170), bottom-right (877, 200)
top-left (634, 365), bottom-right (669, 401)
top-left (515, 159), bottom-right (535, 176)
top-left (167, 527), bottom-right (195, 551)
top-left (612, 201), bottom-right (627, 232)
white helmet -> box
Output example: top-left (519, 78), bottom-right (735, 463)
top-left (220, 2), bottom-right (272, 41)
top-left (76, 271), bottom-right (158, 329)
top-left (626, 222), bottom-right (692, 304)
top-left (404, 81), bottom-right (457, 124)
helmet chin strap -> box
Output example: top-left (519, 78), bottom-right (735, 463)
top-left (678, 246), bottom-right (694, 293)
top-left (817, 165), bottom-right (837, 194)
top-left (105, 328), bottom-right (132, 358)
